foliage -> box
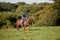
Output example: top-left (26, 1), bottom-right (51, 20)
top-left (0, 2), bottom-right (18, 11)
top-left (16, 4), bottom-right (44, 15)
top-left (0, 12), bottom-right (18, 28)
top-left (52, 0), bottom-right (60, 25)
top-left (17, 2), bottom-right (26, 5)
top-left (33, 6), bottom-right (57, 26)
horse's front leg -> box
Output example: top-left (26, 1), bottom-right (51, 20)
top-left (24, 27), bottom-right (26, 31)
top-left (27, 26), bottom-right (30, 31)
top-left (27, 24), bottom-right (30, 31)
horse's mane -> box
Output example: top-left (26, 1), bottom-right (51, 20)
top-left (27, 15), bottom-right (32, 18)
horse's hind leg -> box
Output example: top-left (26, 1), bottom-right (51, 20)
top-left (16, 25), bottom-right (19, 30)
top-left (17, 28), bottom-right (19, 30)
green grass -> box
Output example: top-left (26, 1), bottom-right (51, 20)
top-left (0, 26), bottom-right (60, 40)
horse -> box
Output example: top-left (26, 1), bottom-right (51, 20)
top-left (16, 14), bottom-right (34, 31)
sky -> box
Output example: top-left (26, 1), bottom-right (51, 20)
top-left (0, 0), bottom-right (53, 4)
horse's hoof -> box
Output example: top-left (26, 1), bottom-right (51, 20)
top-left (17, 29), bottom-right (19, 30)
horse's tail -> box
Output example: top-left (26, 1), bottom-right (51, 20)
top-left (16, 20), bottom-right (21, 25)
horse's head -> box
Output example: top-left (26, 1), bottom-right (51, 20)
top-left (31, 15), bottom-right (34, 20)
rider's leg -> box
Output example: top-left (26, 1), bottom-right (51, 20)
top-left (21, 19), bottom-right (23, 26)
top-left (21, 18), bottom-right (26, 26)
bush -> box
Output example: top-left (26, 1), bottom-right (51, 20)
top-left (33, 6), bottom-right (57, 26)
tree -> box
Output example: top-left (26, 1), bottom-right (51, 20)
top-left (17, 2), bottom-right (26, 5)
top-left (0, 2), bottom-right (18, 11)
top-left (52, 0), bottom-right (60, 25)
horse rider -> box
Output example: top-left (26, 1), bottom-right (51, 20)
top-left (21, 12), bottom-right (26, 26)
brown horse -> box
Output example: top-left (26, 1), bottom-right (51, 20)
top-left (16, 14), bottom-right (34, 31)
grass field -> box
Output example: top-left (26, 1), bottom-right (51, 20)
top-left (0, 26), bottom-right (60, 40)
